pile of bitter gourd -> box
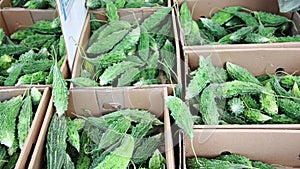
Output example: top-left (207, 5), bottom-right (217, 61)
top-left (186, 56), bottom-right (300, 125)
top-left (180, 1), bottom-right (300, 46)
top-left (70, 7), bottom-right (176, 87)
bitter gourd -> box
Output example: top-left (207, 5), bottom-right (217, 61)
top-left (200, 84), bottom-right (220, 125)
top-left (278, 98), bottom-right (300, 120)
top-left (226, 62), bottom-right (260, 85)
top-left (259, 82), bottom-right (278, 115)
top-left (17, 93), bottom-right (33, 149)
top-left (141, 7), bottom-right (172, 31)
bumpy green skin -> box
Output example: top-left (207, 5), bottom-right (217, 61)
top-left (52, 62), bottom-right (69, 117)
top-left (75, 132), bottom-right (91, 169)
top-left (90, 13), bottom-right (102, 31)
top-left (22, 59), bottom-right (52, 74)
top-left (211, 6), bottom-right (243, 25)
top-left (99, 61), bottom-right (135, 86)
top-left (112, 26), bottom-right (141, 54)
top-left (275, 35), bottom-right (300, 43)
top-left (185, 58), bottom-right (209, 100)
top-left (187, 20), bottom-right (208, 46)
top-left (94, 134), bottom-right (134, 169)
top-left (87, 29), bottom-right (129, 55)
top-left (161, 39), bottom-right (175, 80)
top-left (0, 45), bottom-right (29, 57)
top-left (89, 20), bottom-right (131, 46)
top-left (155, 17), bottom-right (171, 49)
top-left (165, 96), bottom-right (194, 139)
top-left (125, 2), bottom-right (159, 8)
top-left (252, 161), bottom-right (275, 169)
top-left (17, 94), bottom-right (33, 150)
top-left (131, 121), bottom-right (152, 139)
top-left (228, 97), bottom-right (244, 116)
top-left (138, 26), bottom-right (150, 61)
top-left (235, 27), bottom-right (257, 42)
top-left (0, 145), bottom-right (7, 168)
top-left (28, 20), bottom-right (61, 34)
top-left (3, 151), bottom-right (20, 169)
top-left (258, 25), bottom-right (277, 38)
top-left (12, 0), bottom-right (28, 7)
top-left (200, 18), bottom-right (228, 40)
top-left (233, 11), bottom-right (258, 26)
top-left (254, 11), bottom-right (291, 27)
top-left (31, 87), bottom-right (42, 106)
top-left (66, 117), bottom-right (85, 152)
top-left (46, 114), bottom-right (68, 169)
top-left (4, 64), bottom-right (23, 86)
top-left (259, 82), bottom-right (278, 115)
top-left (216, 80), bottom-right (266, 98)
top-left (216, 154), bottom-right (252, 167)
top-left (226, 62), bottom-right (260, 85)
top-left (10, 29), bottom-right (35, 41)
top-left (141, 7), bottom-right (171, 32)
top-left (242, 108), bottom-right (272, 123)
top-left (292, 82), bottom-right (300, 98)
top-left (268, 114), bottom-right (298, 124)
top-left (86, 0), bottom-right (101, 9)
top-left (200, 84), bottom-right (220, 125)
top-left (67, 77), bottom-right (99, 87)
top-left (180, 1), bottom-right (192, 36)
top-left (278, 98), bottom-right (300, 120)
top-left (244, 33), bottom-right (271, 43)
top-left (21, 34), bottom-right (56, 49)
top-left (102, 109), bottom-right (163, 125)
top-left (117, 67), bottom-right (140, 86)
top-left (0, 96), bottom-right (22, 148)
top-left (272, 76), bottom-right (293, 97)
top-left (133, 134), bottom-right (161, 164)
top-left (187, 157), bottom-right (248, 168)
top-left (279, 74), bottom-right (295, 89)
top-left (16, 71), bottom-right (48, 85)
top-left (241, 95), bottom-right (260, 109)
top-left (148, 149), bottom-right (166, 169)
top-left (0, 55), bottom-right (15, 71)
top-left (99, 118), bottom-right (131, 149)
top-left (219, 110), bottom-right (246, 124)
top-left (63, 153), bottom-right (75, 169)
top-left (105, 0), bottom-right (119, 22)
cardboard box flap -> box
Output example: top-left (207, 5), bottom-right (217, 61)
top-left (184, 129), bottom-right (300, 167)
top-left (68, 87), bottom-right (165, 119)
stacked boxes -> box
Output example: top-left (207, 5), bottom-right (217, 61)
top-left (1, 0), bottom-right (300, 168)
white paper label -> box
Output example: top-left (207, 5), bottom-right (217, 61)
top-left (56, 0), bottom-right (87, 70)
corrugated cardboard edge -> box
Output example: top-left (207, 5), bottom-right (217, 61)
top-left (70, 8), bottom-right (182, 94)
top-left (15, 87), bottom-right (51, 169)
top-left (174, 0), bottom-right (300, 51)
top-left (163, 87), bottom-right (176, 169)
top-left (181, 129), bottom-right (300, 168)
top-left (183, 48), bottom-right (300, 129)
top-left (28, 97), bottom-right (54, 169)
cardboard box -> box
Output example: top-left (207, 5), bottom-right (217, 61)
top-left (0, 87), bottom-right (51, 169)
top-left (0, 9), bottom-right (69, 87)
top-left (179, 129), bottom-right (300, 168)
top-left (175, 0), bottom-right (300, 51)
top-left (29, 87), bottom-right (175, 169)
top-left (184, 48), bottom-right (300, 128)
top-left (71, 8), bottom-right (182, 93)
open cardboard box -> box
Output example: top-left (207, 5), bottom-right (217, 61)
top-left (71, 8), bottom-right (182, 93)
top-left (174, 0), bottom-right (300, 51)
top-left (0, 9), bottom-right (70, 87)
top-left (183, 48), bottom-right (300, 129)
top-left (179, 129), bottom-right (300, 168)
top-left (0, 87), bottom-right (51, 169)
top-left (29, 87), bottom-right (175, 169)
